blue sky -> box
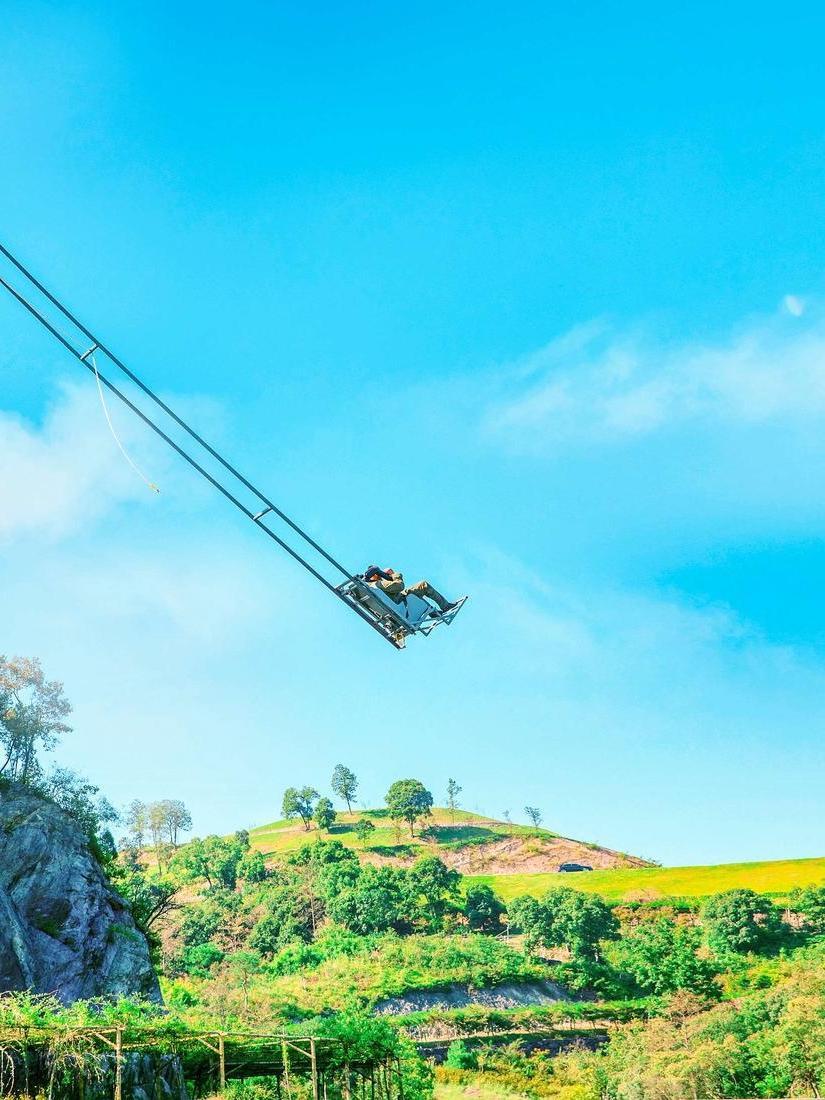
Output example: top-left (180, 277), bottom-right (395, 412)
top-left (2, 0), bottom-right (825, 865)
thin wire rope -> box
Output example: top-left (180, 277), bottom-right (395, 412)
top-left (89, 352), bottom-right (160, 494)
top-left (0, 272), bottom-right (397, 648)
top-left (0, 240), bottom-right (350, 580)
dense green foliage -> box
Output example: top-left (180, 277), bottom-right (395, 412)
top-left (509, 887), bottom-right (618, 960)
top-left (17, 655), bottom-right (825, 1097)
top-left (702, 888), bottom-right (785, 954)
top-left (790, 883), bottom-right (825, 934)
top-left (612, 917), bottom-right (720, 997)
top-left (435, 947), bottom-right (825, 1098)
top-left (12, 794), bottom-right (825, 1099)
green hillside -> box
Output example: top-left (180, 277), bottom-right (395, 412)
top-left (248, 806), bottom-right (646, 874)
top-left (470, 855), bottom-right (825, 903)
top-left (250, 807), bottom-right (548, 857)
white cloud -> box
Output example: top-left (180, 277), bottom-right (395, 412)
top-left (484, 308), bottom-right (825, 450)
top-left (0, 382), bottom-right (167, 542)
top-left (783, 294), bottom-right (805, 318)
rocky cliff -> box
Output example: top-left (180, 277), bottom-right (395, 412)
top-left (0, 785), bottom-right (161, 1004)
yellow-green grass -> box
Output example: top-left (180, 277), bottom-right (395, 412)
top-left (435, 1080), bottom-right (526, 1100)
top-left (470, 856), bottom-right (825, 903)
top-left (249, 807), bottom-right (551, 860)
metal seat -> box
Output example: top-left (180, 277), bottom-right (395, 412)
top-left (335, 578), bottom-right (467, 648)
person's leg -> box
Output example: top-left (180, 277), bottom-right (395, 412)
top-left (404, 579), bottom-right (453, 612)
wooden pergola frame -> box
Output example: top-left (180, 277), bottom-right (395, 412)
top-left (0, 1025), bottom-right (406, 1100)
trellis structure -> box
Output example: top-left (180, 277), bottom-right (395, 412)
top-left (0, 1025), bottom-right (409, 1100)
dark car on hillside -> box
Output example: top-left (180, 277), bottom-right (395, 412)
top-left (558, 862), bottom-right (593, 873)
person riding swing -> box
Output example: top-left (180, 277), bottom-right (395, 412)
top-left (363, 565), bottom-right (460, 617)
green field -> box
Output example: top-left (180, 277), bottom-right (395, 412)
top-left (470, 855), bottom-right (825, 903)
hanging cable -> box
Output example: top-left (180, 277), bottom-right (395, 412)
top-left (89, 352), bottom-right (160, 494)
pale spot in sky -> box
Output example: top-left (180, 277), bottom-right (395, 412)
top-left (783, 294), bottom-right (805, 317)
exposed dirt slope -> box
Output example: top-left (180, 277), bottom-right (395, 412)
top-left (416, 835), bottom-right (649, 876)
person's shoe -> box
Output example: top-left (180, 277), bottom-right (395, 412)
top-left (427, 607), bottom-right (443, 619)
top-left (441, 600), bottom-right (460, 614)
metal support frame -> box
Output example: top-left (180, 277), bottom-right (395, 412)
top-left (0, 243), bottom-right (414, 651)
top-left (337, 578), bottom-right (467, 647)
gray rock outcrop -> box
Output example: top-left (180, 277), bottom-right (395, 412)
top-left (375, 978), bottom-right (573, 1015)
top-left (0, 785), bottom-right (161, 1004)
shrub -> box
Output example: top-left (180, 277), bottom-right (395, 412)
top-left (790, 884), bottom-right (825, 936)
top-left (445, 1039), bottom-right (477, 1069)
top-left (180, 942), bottom-right (225, 977)
top-left (465, 883), bottom-right (506, 933)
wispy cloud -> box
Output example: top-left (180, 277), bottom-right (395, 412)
top-left (484, 305), bottom-right (825, 451)
top-left (451, 544), bottom-right (825, 752)
top-left (0, 382), bottom-right (168, 542)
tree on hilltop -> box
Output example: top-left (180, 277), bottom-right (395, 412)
top-left (283, 786), bottom-right (319, 830)
top-left (123, 798), bottom-right (192, 868)
top-left (446, 778), bottom-right (462, 824)
top-left (525, 805), bottom-right (543, 829)
top-left (386, 778), bottom-right (433, 837)
top-left (331, 764), bottom-right (359, 814)
top-left (161, 799), bottom-right (192, 846)
top-left (315, 797), bottom-right (336, 832)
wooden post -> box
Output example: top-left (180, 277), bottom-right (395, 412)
top-left (309, 1038), bottom-right (319, 1100)
top-left (22, 1027), bottom-right (31, 1099)
top-left (218, 1034), bottom-right (226, 1092)
top-left (114, 1027), bottom-right (123, 1100)
top-left (281, 1041), bottom-right (290, 1097)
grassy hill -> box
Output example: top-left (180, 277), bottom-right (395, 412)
top-left (247, 808), bottom-right (825, 903)
top-left (248, 807), bottom-right (649, 876)
top-left (470, 855), bottom-right (825, 903)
